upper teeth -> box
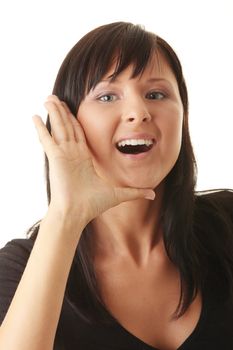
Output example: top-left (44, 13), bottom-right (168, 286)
top-left (117, 139), bottom-right (154, 147)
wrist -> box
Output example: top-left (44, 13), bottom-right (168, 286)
top-left (48, 201), bottom-right (89, 225)
top-left (41, 205), bottom-right (88, 243)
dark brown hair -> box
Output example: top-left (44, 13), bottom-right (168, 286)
top-left (30, 22), bottom-right (233, 324)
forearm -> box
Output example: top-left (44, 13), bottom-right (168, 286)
top-left (0, 209), bottom-right (85, 350)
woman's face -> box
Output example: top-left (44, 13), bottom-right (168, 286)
top-left (77, 53), bottom-right (183, 190)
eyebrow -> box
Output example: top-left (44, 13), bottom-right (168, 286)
top-left (145, 78), bottom-right (171, 84)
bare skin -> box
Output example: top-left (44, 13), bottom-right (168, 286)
top-left (0, 96), bottom-right (155, 350)
top-left (76, 56), bottom-right (202, 350)
top-left (94, 237), bottom-right (202, 350)
top-left (0, 56), bottom-right (202, 350)
top-left (77, 54), bottom-right (183, 265)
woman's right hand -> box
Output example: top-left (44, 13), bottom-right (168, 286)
top-left (33, 95), bottom-right (155, 226)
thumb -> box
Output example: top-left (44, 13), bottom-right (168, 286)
top-left (114, 187), bottom-right (156, 203)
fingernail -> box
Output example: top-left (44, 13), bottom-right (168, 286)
top-left (144, 191), bottom-right (156, 200)
top-left (45, 95), bottom-right (57, 102)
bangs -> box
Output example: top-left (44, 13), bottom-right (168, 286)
top-left (82, 22), bottom-right (157, 93)
top-left (54, 21), bottom-right (186, 115)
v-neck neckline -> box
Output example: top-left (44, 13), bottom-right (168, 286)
top-left (112, 289), bottom-right (207, 350)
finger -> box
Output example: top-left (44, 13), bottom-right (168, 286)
top-left (44, 100), bottom-right (69, 144)
top-left (114, 187), bottom-right (156, 203)
top-left (32, 115), bottom-right (56, 156)
top-left (46, 95), bottom-right (75, 140)
top-left (62, 104), bottom-right (87, 144)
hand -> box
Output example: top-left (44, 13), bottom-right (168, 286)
top-left (32, 95), bottom-right (155, 224)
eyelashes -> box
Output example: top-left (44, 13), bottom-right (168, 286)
top-left (145, 91), bottom-right (166, 100)
top-left (96, 90), bottom-right (167, 103)
top-left (98, 94), bottom-right (117, 102)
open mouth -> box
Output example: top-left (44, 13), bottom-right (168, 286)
top-left (116, 141), bottom-right (154, 155)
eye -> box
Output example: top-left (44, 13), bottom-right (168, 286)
top-left (146, 91), bottom-right (165, 100)
top-left (98, 94), bottom-right (117, 102)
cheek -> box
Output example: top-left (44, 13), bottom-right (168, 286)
top-left (166, 117), bottom-right (183, 143)
top-left (77, 105), bottom-right (99, 142)
top-left (77, 109), bottom-right (115, 157)
top-left (157, 108), bottom-right (183, 153)
top-left (77, 111), bottom-right (96, 154)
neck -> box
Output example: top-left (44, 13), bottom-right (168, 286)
top-left (90, 183), bottom-right (165, 267)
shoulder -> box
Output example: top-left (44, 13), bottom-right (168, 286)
top-left (195, 188), bottom-right (233, 207)
top-left (0, 237), bottom-right (35, 268)
top-left (0, 237), bottom-right (35, 324)
top-left (193, 189), bottom-right (233, 269)
top-left (0, 236), bottom-right (35, 283)
top-left (194, 189), bottom-right (233, 225)
top-left (193, 189), bottom-right (233, 264)
top-left (194, 190), bottom-right (233, 301)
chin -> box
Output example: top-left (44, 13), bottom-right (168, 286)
top-left (119, 176), bottom-right (162, 190)
top-left (99, 168), bottom-right (165, 190)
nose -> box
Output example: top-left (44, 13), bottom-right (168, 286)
top-left (121, 98), bottom-right (152, 124)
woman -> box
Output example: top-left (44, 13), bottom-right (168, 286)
top-left (0, 22), bottom-right (232, 350)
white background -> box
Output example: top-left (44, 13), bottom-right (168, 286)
top-left (0, 0), bottom-right (232, 247)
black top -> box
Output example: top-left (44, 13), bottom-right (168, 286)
top-left (0, 192), bottom-right (233, 349)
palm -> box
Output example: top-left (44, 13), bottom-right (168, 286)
top-left (33, 95), bottom-right (155, 224)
